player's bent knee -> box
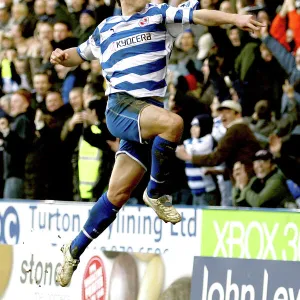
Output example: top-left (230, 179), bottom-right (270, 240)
top-left (158, 112), bottom-right (183, 132)
top-left (107, 188), bottom-right (131, 207)
top-left (166, 114), bottom-right (184, 137)
top-left (170, 114), bottom-right (184, 131)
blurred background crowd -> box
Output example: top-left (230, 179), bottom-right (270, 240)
top-left (0, 0), bottom-right (299, 209)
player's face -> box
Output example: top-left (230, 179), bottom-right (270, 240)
top-left (128, 0), bottom-right (150, 11)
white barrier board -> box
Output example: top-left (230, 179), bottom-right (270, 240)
top-left (0, 201), bottom-right (201, 257)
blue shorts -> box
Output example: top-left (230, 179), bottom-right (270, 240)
top-left (106, 93), bottom-right (164, 171)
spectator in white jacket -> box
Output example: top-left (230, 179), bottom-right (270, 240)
top-left (181, 114), bottom-right (218, 206)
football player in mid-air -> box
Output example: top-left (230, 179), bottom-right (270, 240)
top-left (50, 0), bottom-right (263, 287)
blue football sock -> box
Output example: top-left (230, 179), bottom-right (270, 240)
top-left (70, 192), bottom-right (119, 259)
top-left (147, 135), bottom-right (177, 199)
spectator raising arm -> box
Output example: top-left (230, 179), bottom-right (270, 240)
top-left (260, 26), bottom-right (300, 80)
top-left (270, 0), bottom-right (290, 51)
top-left (287, 0), bottom-right (300, 49)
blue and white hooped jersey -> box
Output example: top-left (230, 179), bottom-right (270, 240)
top-left (77, 3), bottom-right (194, 98)
top-left (184, 135), bottom-right (216, 195)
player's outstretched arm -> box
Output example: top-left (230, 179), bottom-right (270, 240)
top-left (50, 47), bottom-right (84, 67)
top-left (192, 9), bottom-right (264, 32)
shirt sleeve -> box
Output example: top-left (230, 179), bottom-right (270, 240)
top-left (179, 0), bottom-right (200, 10)
top-left (159, 3), bottom-right (194, 24)
top-left (76, 27), bottom-right (102, 61)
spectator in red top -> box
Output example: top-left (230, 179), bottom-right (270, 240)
top-left (270, 0), bottom-right (300, 53)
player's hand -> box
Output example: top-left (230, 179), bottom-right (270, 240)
top-left (255, 20), bottom-right (269, 39)
top-left (50, 48), bottom-right (69, 65)
top-left (235, 14), bottom-right (264, 32)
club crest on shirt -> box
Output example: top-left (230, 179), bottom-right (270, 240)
top-left (139, 17), bottom-right (149, 27)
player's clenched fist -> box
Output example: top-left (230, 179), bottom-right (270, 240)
top-left (50, 48), bottom-right (69, 65)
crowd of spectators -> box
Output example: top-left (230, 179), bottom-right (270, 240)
top-left (0, 0), bottom-right (299, 209)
